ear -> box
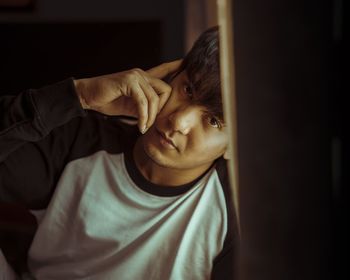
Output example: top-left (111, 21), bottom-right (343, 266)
top-left (223, 148), bottom-right (230, 160)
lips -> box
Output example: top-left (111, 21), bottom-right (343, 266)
top-left (157, 129), bottom-right (177, 150)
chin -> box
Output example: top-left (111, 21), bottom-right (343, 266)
top-left (142, 139), bottom-right (170, 167)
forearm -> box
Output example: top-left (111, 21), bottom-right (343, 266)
top-left (0, 78), bottom-right (88, 207)
top-left (0, 78), bottom-right (86, 163)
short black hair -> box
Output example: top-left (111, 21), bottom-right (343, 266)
top-left (178, 26), bottom-right (222, 121)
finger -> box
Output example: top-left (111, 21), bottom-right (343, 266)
top-left (146, 59), bottom-right (182, 79)
top-left (149, 78), bottom-right (172, 112)
top-left (139, 79), bottom-right (160, 130)
top-left (148, 76), bottom-right (172, 95)
top-left (157, 89), bottom-right (171, 113)
top-left (130, 84), bottom-right (149, 133)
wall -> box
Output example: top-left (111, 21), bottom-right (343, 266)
top-left (0, 0), bottom-right (185, 61)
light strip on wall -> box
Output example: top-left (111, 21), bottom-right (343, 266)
top-left (217, 0), bottom-right (241, 235)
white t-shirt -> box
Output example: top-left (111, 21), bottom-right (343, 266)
top-left (28, 151), bottom-right (228, 280)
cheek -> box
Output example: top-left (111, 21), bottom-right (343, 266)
top-left (206, 138), bottom-right (227, 155)
top-left (187, 132), bottom-right (228, 157)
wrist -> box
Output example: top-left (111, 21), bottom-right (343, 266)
top-left (74, 79), bottom-right (91, 110)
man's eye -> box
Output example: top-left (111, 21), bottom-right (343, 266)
top-left (183, 84), bottom-right (194, 99)
top-left (208, 116), bottom-right (222, 128)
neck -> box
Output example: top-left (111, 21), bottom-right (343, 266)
top-left (133, 138), bottom-right (212, 187)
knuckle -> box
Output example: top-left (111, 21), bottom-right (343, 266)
top-left (131, 68), bottom-right (143, 74)
top-left (138, 98), bottom-right (147, 107)
top-left (149, 95), bottom-right (159, 103)
top-left (124, 72), bottom-right (134, 81)
top-left (126, 68), bottom-right (141, 78)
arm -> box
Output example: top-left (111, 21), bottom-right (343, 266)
top-left (0, 79), bottom-right (87, 276)
top-left (211, 245), bottom-right (235, 280)
top-left (0, 79), bottom-right (87, 208)
top-left (0, 60), bottom-right (181, 163)
top-left (0, 61), bottom-right (180, 207)
top-left (211, 157), bottom-right (238, 279)
top-left (0, 79), bottom-right (85, 163)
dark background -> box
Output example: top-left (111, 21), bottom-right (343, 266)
top-left (0, 22), bottom-right (163, 94)
top-left (231, 0), bottom-right (348, 279)
top-left (0, 0), bottom-right (185, 94)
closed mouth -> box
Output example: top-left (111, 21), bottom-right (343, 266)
top-left (157, 129), bottom-right (178, 151)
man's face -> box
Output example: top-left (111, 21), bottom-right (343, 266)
top-left (140, 71), bottom-right (228, 171)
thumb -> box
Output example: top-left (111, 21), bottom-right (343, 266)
top-left (146, 59), bottom-right (182, 79)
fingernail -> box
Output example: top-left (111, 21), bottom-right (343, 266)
top-left (140, 125), bottom-right (147, 134)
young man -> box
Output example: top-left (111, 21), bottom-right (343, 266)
top-left (0, 27), bottom-right (236, 279)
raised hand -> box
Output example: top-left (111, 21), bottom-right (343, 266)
top-left (74, 60), bottom-right (181, 133)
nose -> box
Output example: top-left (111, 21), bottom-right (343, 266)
top-left (168, 106), bottom-right (201, 135)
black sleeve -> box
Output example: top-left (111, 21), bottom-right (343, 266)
top-left (0, 79), bottom-right (86, 209)
top-left (211, 157), bottom-right (239, 279)
top-left (0, 79), bottom-right (85, 163)
top-left (211, 244), bottom-right (235, 280)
